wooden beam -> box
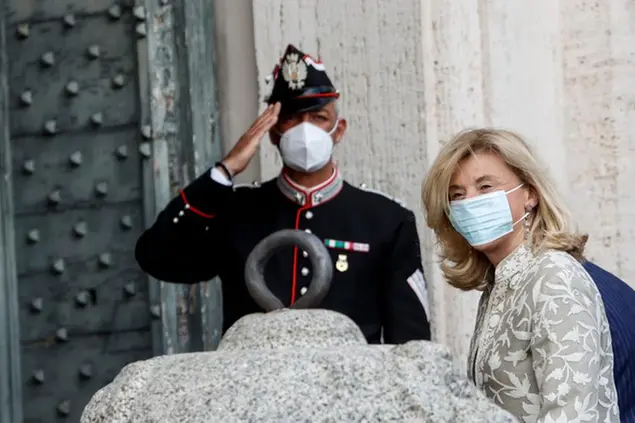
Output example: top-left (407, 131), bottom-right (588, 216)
top-left (139, 0), bottom-right (224, 354)
top-left (176, 0), bottom-right (225, 352)
top-left (136, 0), bottom-right (180, 355)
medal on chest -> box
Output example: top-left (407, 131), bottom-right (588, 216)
top-left (335, 254), bottom-right (349, 272)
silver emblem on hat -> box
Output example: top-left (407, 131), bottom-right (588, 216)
top-left (282, 53), bottom-right (307, 90)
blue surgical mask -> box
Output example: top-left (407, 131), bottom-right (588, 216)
top-left (448, 184), bottom-right (529, 246)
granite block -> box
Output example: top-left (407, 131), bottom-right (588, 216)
top-left (81, 309), bottom-right (517, 422)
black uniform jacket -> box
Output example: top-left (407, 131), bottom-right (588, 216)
top-left (135, 167), bottom-right (431, 344)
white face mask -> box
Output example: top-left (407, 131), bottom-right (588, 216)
top-left (279, 121), bottom-right (338, 173)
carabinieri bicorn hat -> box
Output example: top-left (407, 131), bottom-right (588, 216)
top-left (265, 44), bottom-right (340, 116)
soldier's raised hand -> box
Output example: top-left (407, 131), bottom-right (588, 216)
top-left (221, 102), bottom-right (281, 177)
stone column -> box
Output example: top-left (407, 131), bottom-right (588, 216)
top-left (560, 0), bottom-right (635, 278)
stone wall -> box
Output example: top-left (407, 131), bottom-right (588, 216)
top-left (214, 0), bottom-right (635, 367)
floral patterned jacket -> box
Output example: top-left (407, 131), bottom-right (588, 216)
top-left (467, 244), bottom-right (620, 423)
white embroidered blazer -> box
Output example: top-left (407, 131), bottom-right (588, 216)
top-left (467, 244), bottom-right (619, 423)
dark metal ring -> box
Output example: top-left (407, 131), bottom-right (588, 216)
top-left (244, 229), bottom-right (333, 311)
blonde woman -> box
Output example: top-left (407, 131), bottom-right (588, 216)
top-left (422, 128), bottom-right (619, 422)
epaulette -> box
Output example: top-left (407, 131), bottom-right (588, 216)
top-left (233, 181), bottom-right (261, 191)
top-left (357, 183), bottom-right (408, 209)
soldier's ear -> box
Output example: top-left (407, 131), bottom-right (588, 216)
top-left (333, 119), bottom-right (347, 145)
top-left (269, 129), bottom-right (281, 146)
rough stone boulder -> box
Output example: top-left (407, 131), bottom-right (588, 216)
top-left (81, 309), bottom-right (516, 422)
top-left (82, 230), bottom-right (516, 422)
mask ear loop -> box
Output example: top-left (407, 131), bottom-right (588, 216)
top-left (508, 183), bottom-right (531, 236)
top-left (327, 119), bottom-right (340, 135)
top-left (513, 211), bottom-right (530, 227)
top-left (505, 183), bottom-right (524, 195)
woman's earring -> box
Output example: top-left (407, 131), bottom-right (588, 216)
top-left (524, 207), bottom-right (532, 241)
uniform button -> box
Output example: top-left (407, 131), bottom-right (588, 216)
top-left (302, 250), bottom-right (308, 258)
top-left (172, 217), bottom-right (178, 223)
top-left (301, 267), bottom-right (309, 276)
top-left (305, 211), bottom-right (313, 219)
top-left (178, 210), bottom-right (184, 216)
top-left (305, 229), bottom-right (312, 234)
top-left (300, 287), bottom-right (308, 295)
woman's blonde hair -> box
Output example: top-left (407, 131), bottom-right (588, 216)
top-left (422, 128), bottom-right (587, 291)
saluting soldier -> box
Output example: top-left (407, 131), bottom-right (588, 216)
top-left (135, 44), bottom-right (431, 344)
